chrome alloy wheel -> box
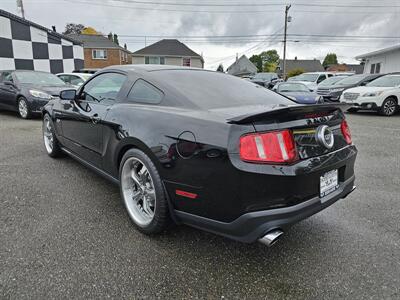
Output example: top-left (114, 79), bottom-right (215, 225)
top-left (18, 99), bottom-right (28, 118)
top-left (121, 157), bottom-right (156, 226)
top-left (383, 99), bottom-right (396, 116)
top-left (43, 118), bottom-right (54, 154)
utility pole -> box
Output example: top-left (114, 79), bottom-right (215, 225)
top-left (17, 0), bottom-right (25, 19)
top-left (283, 4), bottom-right (291, 80)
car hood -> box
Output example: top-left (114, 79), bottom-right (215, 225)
top-left (343, 86), bottom-right (395, 94)
top-left (280, 91), bottom-right (318, 103)
top-left (294, 81), bottom-right (318, 90)
top-left (21, 84), bottom-right (75, 96)
top-left (318, 83), bottom-right (355, 90)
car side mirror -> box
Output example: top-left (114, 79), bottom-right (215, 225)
top-left (59, 89), bottom-right (76, 101)
top-left (360, 82), bottom-right (366, 86)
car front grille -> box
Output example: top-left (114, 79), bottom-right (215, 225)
top-left (317, 89), bottom-right (330, 96)
top-left (343, 92), bottom-right (360, 100)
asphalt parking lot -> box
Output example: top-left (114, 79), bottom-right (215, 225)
top-left (0, 110), bottom-right (399, 299)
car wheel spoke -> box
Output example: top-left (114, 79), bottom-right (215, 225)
top-left (121, 157), bottom-right (156, 227)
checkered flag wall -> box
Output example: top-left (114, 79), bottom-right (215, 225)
top-left (0, 14), bottom-right (84, 73)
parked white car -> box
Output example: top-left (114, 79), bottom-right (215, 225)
top-left (288, 72), bottom-right (336, 91)
top-left (340, 74), bottom-right (400, 116)
top-left (56, 73), bottom-right (92, 88)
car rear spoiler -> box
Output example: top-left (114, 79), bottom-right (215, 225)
top-left (227, 103), bottom-right (352, 124)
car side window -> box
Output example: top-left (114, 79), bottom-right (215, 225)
top-left (80, 73), bottom-right (126, 105)
top-left (58, 75), bottom-right (70, 84)
top-left (317, 75), bottom-right (326, 83)
top-left (2, 72), bottom-right (13, 83)
top-left (127, 79), bottom-right (163, 104)
top-left (69, 76), bottom-right (84, 86)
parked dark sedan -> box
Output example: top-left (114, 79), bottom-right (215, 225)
top-left (317, 74), bottom-right (382, 102)
top-left (0, 70), bottom-right (72, 119)
top-left (250, 72), bottom-right (281, 89)
top-left (42, 66), bottom-right (357, 246)
top-left (273, 82), bottom-right (322, 104)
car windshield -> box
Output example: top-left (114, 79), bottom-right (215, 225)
top-left (278, 83), bottom-right (309, 92)
top-left (366, 75), bottom-right (400, 87)
top-left (15, 71), bottom-right (66, 85)
top-left (318, 76), bottom-right (347, 86)
top-left (253, 73), bottom-right (275, 80)
top-left (81, 74), bottom-right (92, 81)
top-left (152, 70), bottom-right (293, 109)
top-left (334, 75), bottom-right (368, 85)
top-left (291, 74), bottom-right (319, 82)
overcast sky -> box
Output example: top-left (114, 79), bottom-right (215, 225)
top-left (1, 0), bottom-right (399, 70)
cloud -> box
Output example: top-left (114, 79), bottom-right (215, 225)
top-left (1, 0), bottom-right (399, 69)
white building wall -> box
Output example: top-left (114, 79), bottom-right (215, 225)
top-left (363, 50), bottom-right (400, 74)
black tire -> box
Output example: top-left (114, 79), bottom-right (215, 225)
top-left (43, 114), bottom-right (63, 158)
top-left (17, 97), bottom-right (32, 119)
top-left (347, 108), bottom-right (359, 113)
top-left (119, 148), bottom-right (171, 234)
top-left (379, 97), bottom-right (398, 116)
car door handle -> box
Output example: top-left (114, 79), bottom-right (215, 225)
top-left (90, 114), bottom-right (101, 124)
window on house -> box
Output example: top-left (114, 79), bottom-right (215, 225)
top-left (183, 58), bottom-right (191, 67)
top-left (370, 64), bottom-right (376, 74)
top-left (127, 79), bottom-right (164, 104)
top-left (92, 49), bottom-right (107, 59)
top-left (145, 56), bottom-right (165, 65)
top-left (375, 63), bottom-right (381, 74)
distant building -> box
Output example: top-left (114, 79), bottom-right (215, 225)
top-left (326, 64), bottom-right (364, 74)
top-left (132, 39), bottom-right (204, 68)
top-left (356, 44), bottom-right (400, 74)
top-left (0, 9), bottom-right (84, 73)
top-left (226, 55), bottom-right (257, 77)
top-left (68, 34), bottom-right (132, 69)
top-left (277, 58), bottom-right (324, 76)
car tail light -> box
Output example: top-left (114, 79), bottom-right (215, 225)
top-left (341, 120), bottom-right (352, 144)
top-left (239, 130), bottom-right (298, 164)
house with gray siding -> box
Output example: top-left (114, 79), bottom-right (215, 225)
top-left (132, 39), bottom-right (204, 68)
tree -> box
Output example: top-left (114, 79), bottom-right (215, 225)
top-left (216, 64), bottom-right (224, 72)
top-left (249, 54), bottom-right (263, 72)
top-left (250, 50), bottom-right (280, 73)
top-left (81, 27), bottom-right (98, 35)
top-left (63, 23), bottom-right (85, 35)
top-left (323, 53), bottom-right (338, 68)
top-left (113, 33), bottom-right (119, 45)
top-left (287, 68), bottom-right (305, 78)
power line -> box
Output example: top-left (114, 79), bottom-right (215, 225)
top-left (62, 0), bottom-right (398, 13)
top-left (107, 0), bottom-right (400, 8)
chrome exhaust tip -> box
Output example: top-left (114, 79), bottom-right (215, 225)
top-left (258, 229), bottom-right (284, 247)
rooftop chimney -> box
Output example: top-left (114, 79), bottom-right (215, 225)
top-left (52, 26), bottom-right (56, 32)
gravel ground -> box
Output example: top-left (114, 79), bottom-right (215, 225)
top-left (0, 110), bottom-right (399, 299)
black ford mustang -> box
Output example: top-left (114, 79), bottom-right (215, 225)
top-left (42, 65), bottom-right (357, 246)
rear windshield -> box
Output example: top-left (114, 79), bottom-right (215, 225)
top-left (366, 75), bottom-right (400, 87)
top-left (15, 71), bottom-right (65, 85)
top-left (318, 76), bottom-right (347, 86)
top-left (335, 74), bottom-right (368, 85)
top-left (151, 70), bottom-right (293, 109)
top-left (292, 74), bottom-right (319, 82)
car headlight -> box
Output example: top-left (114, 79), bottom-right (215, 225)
top-left (29, 89), bottom-right (52, 100)
top-left (330, 88), bottom-right (345, 93)
top-left (362, 91), bottom-right (383, 97)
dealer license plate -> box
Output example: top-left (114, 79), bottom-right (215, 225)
top-left (320, 169), bottom-right (339, 199)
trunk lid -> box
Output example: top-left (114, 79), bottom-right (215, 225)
top-left (228, 103), bottom-right (351, 160)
